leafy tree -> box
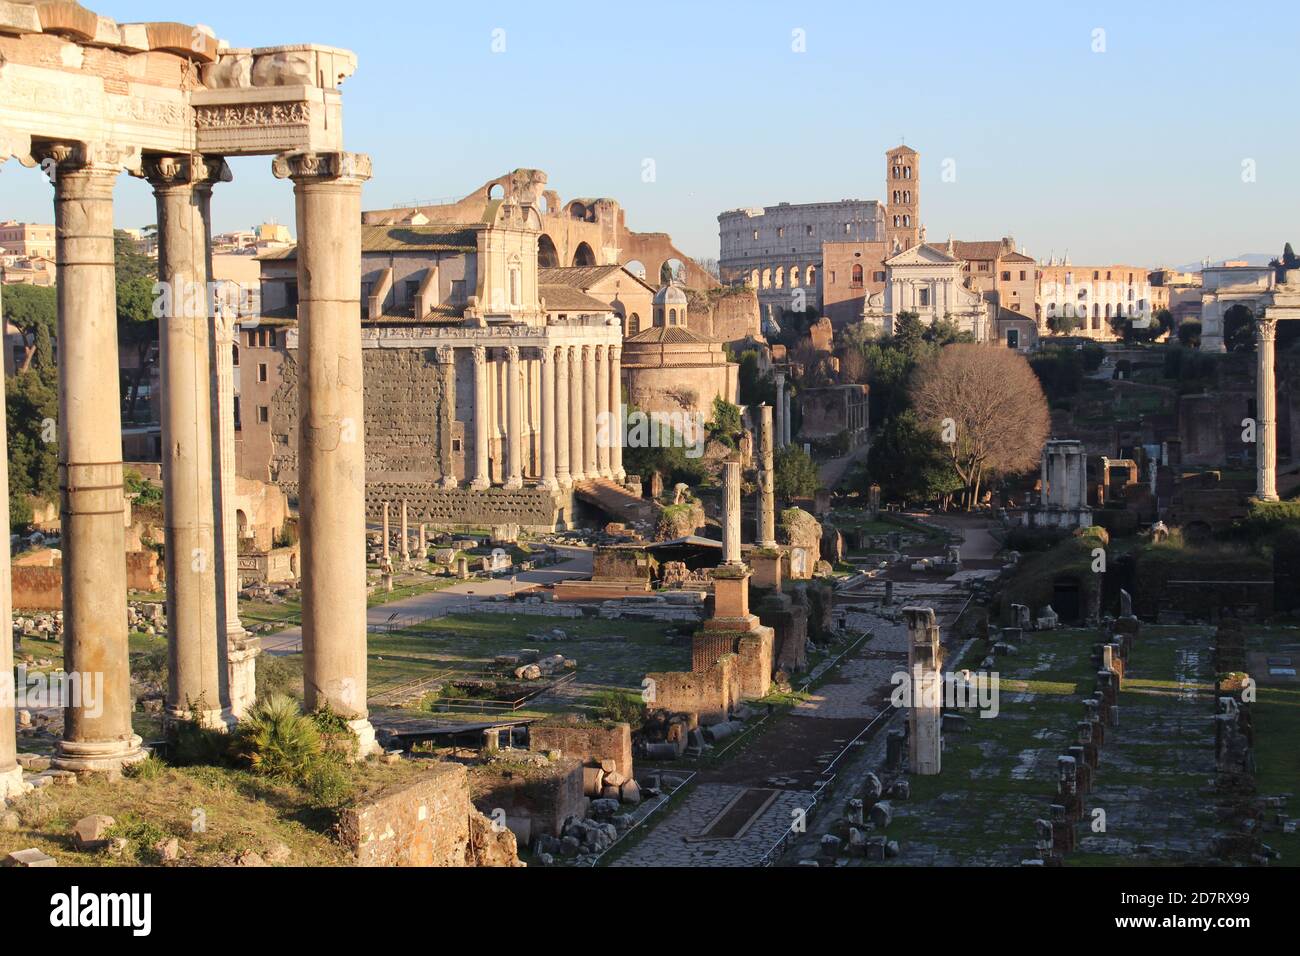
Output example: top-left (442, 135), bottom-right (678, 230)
top-left (774, 445), bottom-right (819, 500)
top-left (707, 396), bottom-right (742, 449)
top-left (910, 344), bottom-right (1050, 510)
top-left (890, 311), bottom-right (925, 354)
top-left (1222, 304), bottom-right (1256, 353)
top-left (6, 359), bottom-right (58, 528)
top-left (1, 284), bottom-right (56, 374)
top-left (1048, 311), bottom-right (1084, 335)
top-left (1030, 346), bottom-right (1085, 402)
top-left (862, 410), bottom-right (961, 507)
top-left (1178, 320), bottom-right (1202, 349)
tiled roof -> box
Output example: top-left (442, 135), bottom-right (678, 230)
top-left (623, 325), bottom-right (708, 345)
top-left (538, 265), bottom-right (626, 287)
top-left (539, 286), bottom-right (611, 312)
top-left (257, 224), bottom-right (480, 261)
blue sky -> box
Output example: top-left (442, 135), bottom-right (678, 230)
top-left (3, 0), bottom-right (1296, 267)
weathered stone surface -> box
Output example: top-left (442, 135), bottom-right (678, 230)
top-left (3, 848), bottom-right (56, 867)
top-left (72, 814), bottom-right (115, 851)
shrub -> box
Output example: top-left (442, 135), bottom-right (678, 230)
top-left (254, 655), bottom-right (301, 701)
top-left (233, 694), bottom-right (323, 781)
top-left (123, 754), bottom-right (167, 781)
top-left (592, 689), bottom-right (645, 725)
top-left (303, 756), bottom-right (354, 809)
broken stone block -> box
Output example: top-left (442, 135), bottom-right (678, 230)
top-left (820, 833), bottom-right (842, 855)
top-left (619, 779), bottom-right (641, 805)
top-left (865, 836), bottom-right (887, 861)
top-left (868, 801), bottom-right (893, 828)
top-left (888, 780), bottom-right (910, 800)
top-left (72, 814), bottom-right (116, 851)
top-left (155, 838), bottom-right (180, 862)
top-left (0, 811), bottom-right (20, 832)
top-left (863, 772), bottom-right (883, 803)
top-left (846, 798), bottom-right (864, 826)
top-left (3, 848), bottom-right (56, 867)
top-left (590, 798), bottom-right (620, 817)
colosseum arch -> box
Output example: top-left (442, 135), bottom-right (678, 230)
top-left (572, 241), bottom-right (596, 267)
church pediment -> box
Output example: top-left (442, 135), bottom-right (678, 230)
top-left (885, 243), bottom-right (960, 267)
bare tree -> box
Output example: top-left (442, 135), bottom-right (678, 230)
top-left (909, 343), bottom-right (1049, 510)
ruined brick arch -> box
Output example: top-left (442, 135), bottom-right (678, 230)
top-left (761, 268), bottom-right (771, 289)
top-left (749, 269), bottom-right (759, 288)
top-left (537, 233), bottom-right (560, 268)
top-left (572, 241), bottom-right (596, 267)
top-left (806, 265), bottom-right (816, 286)
top-left (624, 259), bottom-right (648, 281)
top-left (659, 257), bottom-right (686, 286)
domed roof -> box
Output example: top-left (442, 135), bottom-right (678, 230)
top-left (653, 281), bottom-right (688, 307)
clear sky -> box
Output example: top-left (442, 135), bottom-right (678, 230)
top-left (3, 0), bottom-right (1296, 268)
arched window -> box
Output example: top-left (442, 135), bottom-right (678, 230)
top-left (628, 312), bottom-right (641, 334)
top-left (851, 264), bottom-right (863, 287)
top-left (789, 266), bottom-right (800, 288)
top-left (761, 268), bottom-right (771, 289)
top-left (749, 269), bottom-right (759, 288)
top-left (902, 215), bottom-right (910, 227)
top-left (775, 266), bottom-right (785, 289)
top-left (807, 265), bottom-right (816, 286)
top-left (668, 308), bottom-right (677, 324)
top-left (509, 265), bottom-right (521, 307)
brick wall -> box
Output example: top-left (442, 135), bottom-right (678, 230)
top-left (529, 721), bottom-right (633, 779)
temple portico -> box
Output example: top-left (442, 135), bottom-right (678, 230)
top-left (0, 3), bottom-right (373, 770)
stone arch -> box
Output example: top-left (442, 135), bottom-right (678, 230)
top-left (761, 268), bottom-right (771, 290)
top-left (775, 266), bottom-right (785, 289)
top-left (537, 234), bottom-right (560, 268)
top-left (788, 265), bottom-right (800, 288)
top-left (624, 259), bottom-right (647, 281)
top-left (488, 183), bottom-right (505, 200)
top-left (749, 269), bottom-right (759, 288)
top-left (1223, 303), bottom-right (1256, 352)
top-left (660, 257), bottom-right (686, 285)
top-left (806, 265), bottom-right (817, 286)
top-left (572, 242), bottom-right (596, 267)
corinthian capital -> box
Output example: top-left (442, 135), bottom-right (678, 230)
top-left (1257, 315), bottom-right (1279, 343)
top-left (436, 345), bottom-right (455, 365)
top-left (272, 150), bottom-right (372, 184)
top-left (139, 153), bottom-right (233, 189)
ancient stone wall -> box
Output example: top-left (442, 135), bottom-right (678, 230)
top-left (364, 484), bottom-right (564, 532)
top-left (12, 551), bottom-right (162, 610)
top-left (529, 721), bottom-right (634, 779)
top-left (336, 763), bottom-right (519, 867)
top-left (471, 756), bottom-right (585, 840)
top-left (648, 655), bottom-right (741, 725)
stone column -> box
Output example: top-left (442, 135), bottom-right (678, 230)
top-left (554, 344), bottom-right (572, 488)
top-left (213, 305), bottom-right (257, 721)
top-left (1256, 315), bottom-right (1279, 501)
top-left (583, 344), bottom-right (599, 478)
top-left (0, 297), bottom-right (19, 798)
top-left (381, 501), bottom-right (390, 562)
top-left (774, 373), bottom-right (786, 449)
top-left (723, 459), bottom-right (742, 565)
top-left (273, 150), bottom-right (375, 755)
top-left (904, 606), bottom-right (942, 775)
top-left (538, 345), bottom-right (558, 490)
top-left (471, 345), bottom-right (490, 490)
top-left (596, 344), bottom-right (611, 477)
top-left (784, 388), bottom-right (793, 447)
top-left (436, 345), bottom-right (458, 489)
top-left (504, 344), bottom-right (524, 489)
top-left (757, 405), bottom-right (777, 548)
top-left (608, 344), bottom-right (625, 481)
top-left (42, 143), bottom-right (143, 772)
top-left (568, 346), bottom-right (585, 482)
top-left (399, 500), bottom-right (410, 563)
top-left (145, 153), bottom-right (231, 730)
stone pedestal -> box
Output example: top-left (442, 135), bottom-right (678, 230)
top-left (274, 150), bottom-right (376, 755)
top-left (904, 606), bottom-right (942, 776)
top-left (44, 147), bottom-right (143, 772)
top-left (750, 550), bottom-right (783, 590)
top-left (147, 154), bottom-right (232, 730)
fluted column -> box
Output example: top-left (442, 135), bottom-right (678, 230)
top-left (568, 346), bottom-right (585, 482)
top-left (723, 459), bottom-right (742, 565)
top-left (471, 345), bottom-right (490, 490)
top-left (596, 344), bottom-right (611, 477)
top-left (504, 345), bottom-right (524, 489)
top-left (400, 500), bottom-right (410, 562)
top-left (757, 404), bottom-right (777, 547)
top-left (608, 344), bottom-right (625, 481)
top-left (145, 153), bottom-right (231, 730)
top-left (1257, 315), bottom-right (1279, 501)
top-left (539, 345), bottom-right (558, 490)
top-left (583, 344), bottom-right (599, 478)
top-left (41, 143), bottom-right (143, 772)
top-left (437, 345), bottom-right (458, 488)
top-left (555, 344), bottom-right (572, 487)
top-left (273, 150), bottom-right (375, 755)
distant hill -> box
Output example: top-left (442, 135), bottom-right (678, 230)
top-left (1174, 253), bottom-right (1275, 272)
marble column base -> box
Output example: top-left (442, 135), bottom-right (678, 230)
top-left (540, 477), bottom-right (559, 492)
top-left (504, 477), bottom-right (524, 491)
top-left (440, 476), bottom-right (459, 490)
top-left (165, 704), bottom-right (235, 732)
top-left (470, 477), bottom-right (491, 491)
top-left (52, 736), bottom-right (147, 774)
top-left (349, 717), bottom-right (379, 759)
top-left (0, 764), bottom-right (26, 802)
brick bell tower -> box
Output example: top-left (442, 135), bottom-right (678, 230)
top-left (885, 145), bottom-right (920, 253)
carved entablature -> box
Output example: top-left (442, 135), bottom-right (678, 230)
top-left (0, 2), bottom-right (356, 158)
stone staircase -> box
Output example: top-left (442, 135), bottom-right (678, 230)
top-left (573, 478), bottom-right (658, 529)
